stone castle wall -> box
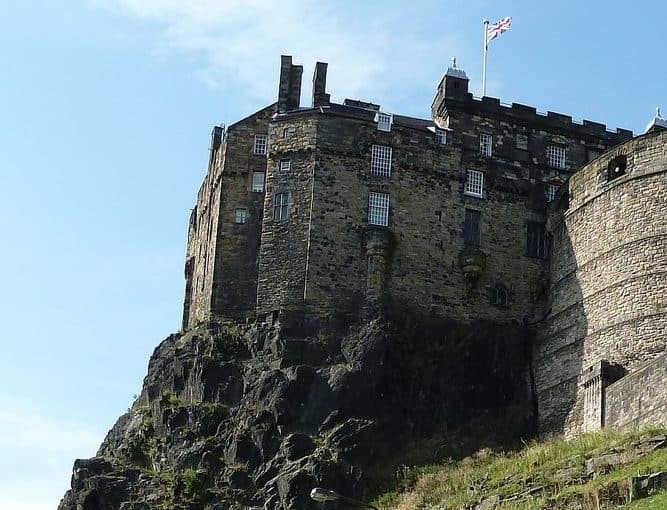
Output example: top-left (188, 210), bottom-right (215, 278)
top-left (183, 105), bottom-right (276, 328)
top-left (605, 353), bottom-right (667, 429)
top-left (182, 56), bottom-right (667, 436)
top-left (535, 130), bottom-right (667, 435)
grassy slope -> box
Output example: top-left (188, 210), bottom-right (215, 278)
top-left (373, 428), bottom-right (667, 509)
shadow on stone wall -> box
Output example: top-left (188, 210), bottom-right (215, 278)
top-left (533, 199), bottom-right (587, 436)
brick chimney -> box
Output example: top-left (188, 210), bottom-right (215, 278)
top-left (277, 55), bottom-right (303, 113)
top-left (312, 61), bottom-right (330, 107)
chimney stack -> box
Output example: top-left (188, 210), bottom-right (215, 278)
top-left (277, 55), bottom-right (303, 113)
top-left (312, 61), bottom-right (330, 107)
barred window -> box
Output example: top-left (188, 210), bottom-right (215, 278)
top-left (547, 145), bottom-right (566, 169)
top-left (279, 158), bottom-right (291, 172)
top-left (234, 209), bottom-right (247, 224)
top-left (464, 169), bottom-right (484, 198)
top-left (479, 133), bottom-right (493, 157)
top-left (254, 134), bottom-right (268, 155)
top-left (546, 182), bottom-right (559, 202)
top-left (368, 192), bottom-right (389, 226)
top-left (377, 112), bottom-right (393, 132)
top-left (435, 129), bottom-right (447, 145)
top-left (273, 192), bottom-right (290, 221)
top-left (371, 144), bottom-right (392, 177)
top-left (463, 208), bottom-right (481, 246)
top-left (251, 172), bottom-right (265, 192)
top-left (527, 221), bottom-right (546, 258)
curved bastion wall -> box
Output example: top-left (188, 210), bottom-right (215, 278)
top-left (535, 129), bottom-right (667, 435)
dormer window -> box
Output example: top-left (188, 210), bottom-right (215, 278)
top-left (377, 112), bottom-right (393, 132)
top-left (547, 145), bottom-right (566, 169)
top-left (607, 155), bottom-right (627, 181)
top-left (435, 129), bottom-right (447, 145)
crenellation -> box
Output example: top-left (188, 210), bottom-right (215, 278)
top-left (182, 55), bottom-right (666, 437)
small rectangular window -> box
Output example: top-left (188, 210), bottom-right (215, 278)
top-left (368, 192), bottom-right (389, 226)
top-left (435, 129), bottom-right (447, 145)
top-left (371, 144), bottom-right (392, 177)
top-left (279, 158), bottom-right (291, 172)
top-left (273, 192), bottom-right (290, 221)
top-left (377, 112), bottom-right (392, 132)
top-left (254, 134), bottom-right (268, 155)
top-left (546, 183), bottom-right (559, 202)
top-left (252, 172), bottom-right (265, 192)
top-left (234, 209), bottom-right (247, 224)
top-left (463, 209), bottom-right (481, 246)
top-left (527, 221), bottom-right (546, 258)
top-left (547, 145), bottom-right (566, 169)
top-left (479, 133), bottom-right (493, 157)
top-left (464, 170), bottom-right (484, 198)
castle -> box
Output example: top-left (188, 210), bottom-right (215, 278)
top-left (182, 56), bottom-right (667, 436)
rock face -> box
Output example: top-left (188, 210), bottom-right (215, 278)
top-left (59, 311), bottom-right (533, 510)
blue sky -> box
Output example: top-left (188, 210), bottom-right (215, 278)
top-left (0, 1), bottom-right (664, 508)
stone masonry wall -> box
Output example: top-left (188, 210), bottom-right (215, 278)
top-left (535, 130), bottom-right (667, 435)
top-left (183, 105), bottom-right (277, 328)
top-left (605, 353), bottom-right (667, 429)
top-left (304, 111), bottom-right (547, 322)
top-left (212, 105), bottom-right (277, 318)
top-left (255, 115), bottom-right (318, 314)
top-left (183, 129), bottom-right (225, 328)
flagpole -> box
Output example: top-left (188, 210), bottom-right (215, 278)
top-left (482, 19), bottom-right (489, 97)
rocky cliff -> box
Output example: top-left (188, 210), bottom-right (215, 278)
top-left (59, 309), bottom-right (534, 509)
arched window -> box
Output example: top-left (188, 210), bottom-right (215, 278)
top-left (493, 284), bottom-right (510, 307)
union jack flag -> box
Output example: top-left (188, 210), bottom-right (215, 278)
top-left (486, 16), bottom-right (512, 44)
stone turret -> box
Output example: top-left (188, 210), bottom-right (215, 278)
top-left (431, 58), bottom-right (469, 120)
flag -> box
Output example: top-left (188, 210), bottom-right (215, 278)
top-left (486, 16), bottom-right (512, 44)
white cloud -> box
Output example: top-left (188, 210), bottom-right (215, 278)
top-left (0, 396), bottom-right (104, 510)
top-left (94, 0), bottom-right (464, 111)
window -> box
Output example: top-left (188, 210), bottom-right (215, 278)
top-left (607, 155), bottom-right (627, 181)
top-left (371, 144), bottom-right (392, 177)
top-left (254, 134), bottom-right (268, 155)
top-left (464, 170), bottom-right (484, 198)
top-left (282, 127), bottom-right (288, 139)
top-left (463, 208), bottom-right (481, 246)
top-left (234, 209), bottom-right (247, 224)
top-left (527, 222), bottom-right (546, 258)
top-left (252, 172), bottom-right (265, 192)
top-left (479, 133), bottom-right (493, 157)
top-left (493, 285), bottom-right (510, 307)
top-left (435, 129), bottom-right (447, 145)
top-left (368, 192), bottom-right (389, 226)
top-left (547, 145), bottom-right (566, 169)
top-left (377, 112), bottom-right (392, 132)
top-left (279, 158), bottom-right (291, 172)
top-left (546, 183), bottom-right (559, 202)
top-left (273, 192), bottom-right (290, 221)
top-left (516, 134), bottom-right (528, 151)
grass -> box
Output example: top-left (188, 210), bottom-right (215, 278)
top-left (373, 428), bottom-right (667, 510)
top-left (625, 491), bottom-right (667, 509)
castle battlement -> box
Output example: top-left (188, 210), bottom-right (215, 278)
top-left (181, 55), bottom-right (666, 436)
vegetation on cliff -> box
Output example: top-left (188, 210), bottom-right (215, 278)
top-left (373, 428), bottom-right (667, 509)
